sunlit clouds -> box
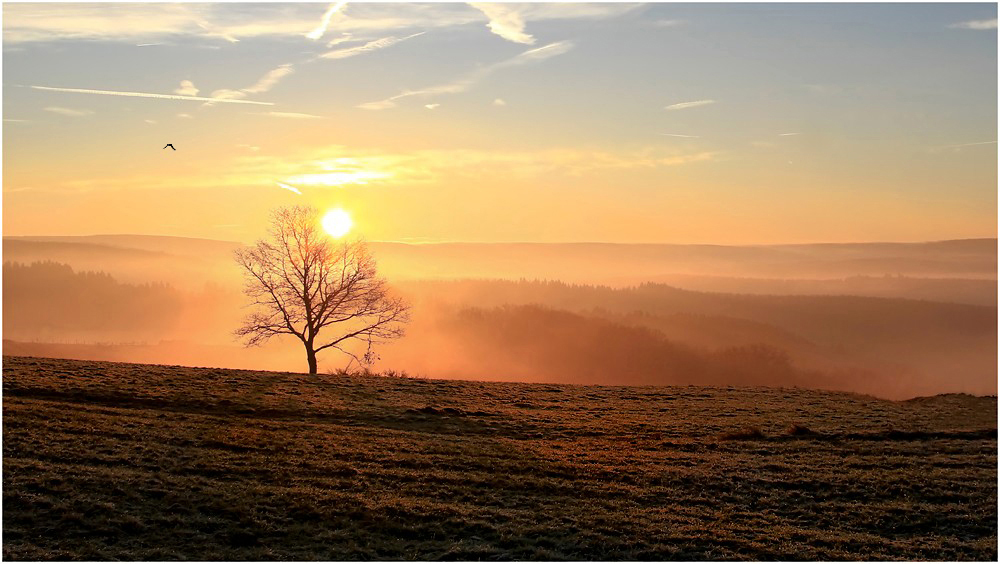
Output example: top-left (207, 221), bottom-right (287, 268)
top-left (43, 106), bottom-right (94, 117)
top-left (319, 31), bottom-right (425, 59)
top-left (4, 3), bottom-right (996, 244)
top-left (260, 111), bottom-right (324, 119)
top-left (470, 3), bottom-right (535, 44)
top-left (244, 64), bottom-right (295, 94)
top-left (204, 64), bottom-right (295, 105)
top-left (305, 1), bottom-right (347, 40)
top-left (28, 85), bottom-right (274, 105)
top-left (2, 3), bottom-right (638, 44)
top-left (664, 99), bottom-right (716, 111)
top-left (930, 140), bottom-right (998, 153)
top-left (275, 181), bottom-right (302, 195)
top-left (949, 19), bottom-right (998, 30)
top-left (174, 80), bottom-right (199, 96)
top-left (360, 40), bottom-right (574, 109)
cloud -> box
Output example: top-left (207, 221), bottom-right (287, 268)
top-left (54, 143), bottom-right (716, 194)
top-left (202, 63), bottom-right (295, 106)
top-left (424, 104), bottom-right (440, 110)
top-left (275, 181), bottom-right (302, 195)
top-left (177, 113), bottom-right (193, 119)
top-left (3, 119), bottom-right (30, 123)
top-left (651, 19), bottom-right (684, 27)
top-left (931, 140), bottom-right (998, 152)
top-left (305, 1), bottom-right (347, 40)
top-left (4, 3), bottom-right (639, 44)
top-left (493, 98), bottom-right (506, 106)
top-left (469, 3), bottom-right (534, 44)
top-left (319, 31), bottom-right (425, 59)
top-left (243, 64), bottom-right (295, 94)
top-left (949, 19), bottom-right (997, 30)
top-left (659, 133), bottom-right (699, 138)
top-left (260, 111), bottom-right (324, 119)
top-left (194, 19), bottom-right (239, 43)
top-left (326, 33), bottom-right (356, 46)
top-left (144, 119), bottom-right (157, 124)
top-left (360, 40), bottom-right (573, 109)
top-left (43, 106), bottom-right (94, 116)
top-left (664, 99), bottom-right (716, 111)
top-left (778, 132), bottom-right (801, 136)
top-left (357, 100), bottom-right (398, 110)
top-left (30, 85), bottom-right (274, 105)
top-left (209, 88), bottom-right (246, 101)
top-left (174, 80), bottom-right (199, 96)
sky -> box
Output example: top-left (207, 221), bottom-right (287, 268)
top-left (2, 2), bottom-right (997, 244)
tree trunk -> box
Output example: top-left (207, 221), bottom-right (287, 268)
top-left (306, 346), bottom-right (318, 375)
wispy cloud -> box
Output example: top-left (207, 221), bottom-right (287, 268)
top-left (55, 143), bottom-right (716, 194)
top-left (260, 111), bottom-right (324, 119)
top-left (29, 85), bottom-right (274, 105)
top-left (306, 1), bottom-right (348, 40)
top-left (659, 133), bottom-right (699, 138)
top-left (469, 3), bottom-right (535, 44)
top-left (931, 140), bottom-right (998, 152)
top-left (136, 42), bottom-right (164, 47)
top-left (194, 19), bottom-right (239, 43)
top-left (44, 106), bottom-right (94, 117)
top-left (949, 19), bottom-right (998, 30)
top-left (778, 132), bottom-right (801, 136)
top-left (4, 3), bottom-right (638, 44)
top-left (360, 40), bottom-right (574, 109)
top-left (651, 19), bottom-right (685, 27)
top-left (319, 31), bottom-right (425, 59)
top-left (357, 100), bottom-right (398, 111)
top-left (326, 33), bottom-right (356, 47)
top-left (174, 80), bottom-right (199, 96)
top-left (177, 113), bottom-right (193, 119)
top-left (244, 64), bottom-right (295, 94)
top-left (493, 98), bottom-right (507, 106)
top-left (3, 118), bottom-right (30, 123)
top-left (203, 63), bottom-right (295, 106)
top-left (424, 104), bottom-right (440, 110)
top-left (664, 99), bottom-right (716, 111)
top-left (275, 181), bottom-right (302, 195)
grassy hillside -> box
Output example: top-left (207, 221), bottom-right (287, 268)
top-left (4, 356), bottom-right (996, 560)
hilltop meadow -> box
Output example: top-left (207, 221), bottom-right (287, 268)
top-left (4, 356), bottom-right (996, 560)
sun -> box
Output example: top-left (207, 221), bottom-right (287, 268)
top-left (321, 208), bottom-right (353, 238)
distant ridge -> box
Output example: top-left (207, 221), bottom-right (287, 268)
top-left (4, 234), bottom-right (996, 249)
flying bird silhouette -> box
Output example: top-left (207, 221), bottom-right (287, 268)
top-left (163, 144), bottom-right (175, 150)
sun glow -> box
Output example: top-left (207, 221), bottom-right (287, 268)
top-left (321, 208), bottom-right (353, 238)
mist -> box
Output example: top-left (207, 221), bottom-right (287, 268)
top-left (3, 235), bottom-right (996, 400)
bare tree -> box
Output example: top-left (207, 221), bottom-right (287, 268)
top-left (234, 206), bottom-right (409, 374)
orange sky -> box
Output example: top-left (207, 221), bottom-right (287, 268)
top-left (3, 3), bottom-right (997, 244)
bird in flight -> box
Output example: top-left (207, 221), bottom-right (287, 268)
top-left (163, 144), bottom-right (175, 150)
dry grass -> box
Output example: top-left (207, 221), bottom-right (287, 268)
top-left (3, 356), bottom-right (997, 560)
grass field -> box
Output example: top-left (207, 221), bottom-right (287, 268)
top-left (3, 355), bottom-right (997, 560)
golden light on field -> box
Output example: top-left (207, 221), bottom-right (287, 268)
top-left (321, 208), bottom-right (353, 238)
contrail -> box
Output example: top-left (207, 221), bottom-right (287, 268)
top-left (944, 140), bottom-right (997, 149)
top-left (659, 133), bottom-right (699, 138)
top-left (276, 181), bottom-right (302, 195)
top-left (306, 1), bottom-right (347, 40)
top-left (27, 85), bottom-right (274, 105)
